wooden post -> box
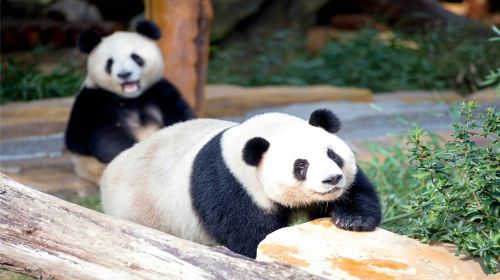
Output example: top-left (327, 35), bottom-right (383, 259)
top-left (144, 0), bottom-right (212, 116)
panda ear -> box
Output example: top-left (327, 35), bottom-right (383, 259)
top-left (77, 30), bottom-right (102, 54)
top-left (243, 137), bottom-right (270, 166)
top-left (136, 20), bottom-right (161, 40)
top-left (309, 109), bottom-right (341, 133)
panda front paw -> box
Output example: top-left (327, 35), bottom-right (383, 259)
top-left (332, 210), bottom-right (380, 232)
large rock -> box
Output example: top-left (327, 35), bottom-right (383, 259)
top-left (211, 0), bottom-right (266, 38)
top-left (213, 0), bottom-right (329, 42)
top-left (257, 218), bottom-right (493, 279)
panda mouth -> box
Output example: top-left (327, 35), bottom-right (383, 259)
top-left (122, 81), bottom-right (140, 93)
top-left (316, 187), bottom-right (342, 195)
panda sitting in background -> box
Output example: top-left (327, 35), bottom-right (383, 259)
top-left (65, 20), bottom-right (194, 183)
top-left (100, 109), bottom-right (381, 258)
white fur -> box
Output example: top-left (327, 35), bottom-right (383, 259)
top-left (101, 119), bottom-right (234, 245)
top-left (222, 113), bottom-right (357, 208)
top-left (124, 105), bottom-right (163, 141)
top-left (100, 113), bottom-right (357, 245)
top-left (85, 32), bottom-right (164, 98)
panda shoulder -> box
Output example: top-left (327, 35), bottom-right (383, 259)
top-left (143, 78), bottom-right (183, 99)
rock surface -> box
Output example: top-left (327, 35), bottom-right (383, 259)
top-left (257, 218), bottom-right (493, 280)
top-left (205, 84), bottom-right (372, 117)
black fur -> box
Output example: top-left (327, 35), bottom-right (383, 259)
top-left (136, 20), bottom-right (161, 40)
top-left (191, 132), bottom-right (288, 258)
top-left (191, 133), bottom-right (381, 258)
top-left (327, 148), bottom-right (344, 168)
top-left (309, 109), bottom-right (341, 133)
top-left (330, 168), bottom-right (382, 231)
top-left (65, 79), bottom-right (195, 163)
top-left (105, 58), bottom-right (113, 74)
top-left (131, 53), bottom-right (145, 67)
top-left (242, 137), bottom-right (270, 166)
top-left (293, 159), bottom-right (309, 181)
top-left (78, 30), bottom-right (102, 54)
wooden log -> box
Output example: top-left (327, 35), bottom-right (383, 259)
top-left (144, 0), bottom-right (212, 115)
top-left (0, 174), bottom-right (322, 279)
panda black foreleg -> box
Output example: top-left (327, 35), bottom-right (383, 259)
top-left (331, 167), bottom-right (381, 231)
top-left (151, 79), bottom-right (196, 123)
top-left (89, 127), bottom-right (136, 163)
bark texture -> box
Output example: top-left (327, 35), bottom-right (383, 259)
top-left (0, 173), bottom-right (322, 280)
top-left (144, 0), bottom-right (212, 115)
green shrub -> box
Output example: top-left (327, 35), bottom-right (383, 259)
top-left (0, 51), bottom-right (83, 104)
top-left (208, 28), bottom-right (500, 94)
top-left (479, 26), bottom-right (500, 94)
top-left (404, 101), bottom-right (499, 273)
top-left (365, 101), bottom-right (499, 273)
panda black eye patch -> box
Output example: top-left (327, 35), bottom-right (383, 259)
top-left (293, 159), bottom-right (309, 181)
top-left (131, 53), bottom-right (145, 67)
top-left (327, 148), bottom-right (344, 168)
top-left (105, 58), bottom-right (113, 74)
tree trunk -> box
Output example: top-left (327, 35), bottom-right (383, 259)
top-left (0, 173), bottom-right (322, 280)
top-left (144, 0), bottom-right (212, 115)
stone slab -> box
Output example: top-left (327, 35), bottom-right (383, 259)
top-left (257, 218), bottom-right (494, 280)
top-left (204, 84), bottom-right (373, 117)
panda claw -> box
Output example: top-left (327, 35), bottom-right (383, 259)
top-left (332, 214), bottom-right (378, 232)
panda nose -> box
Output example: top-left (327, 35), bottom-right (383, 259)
top-left (322, 174), bottom-right (343, 185)
top-left (118, 71), bottom-right (132, 80)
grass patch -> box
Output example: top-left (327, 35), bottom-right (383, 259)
top-left (208, 28), bottom-right (500, 94)
top-left (72, 195), bottom-right (102, 212)
top-left (0, 47), bottom-right (84, 104)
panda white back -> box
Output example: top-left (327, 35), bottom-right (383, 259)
top-left (100, 118), bottom-right (234, 245)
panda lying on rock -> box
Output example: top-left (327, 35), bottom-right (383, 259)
top-left (100, 109), bottom-right (381, 258)
top-left (65, 20), bottom-right (194, 183)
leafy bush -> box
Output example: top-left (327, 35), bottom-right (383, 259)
top-left (479, 26), bottom-right (500, 94)
top-left (0, 50), bottom-right (84, 104)
top-left (208, 28), bottom-right (500, 94)
top-left (364, 101), bottom-right (499, 273)
top-left (404, 101), bottom-right (499, 273)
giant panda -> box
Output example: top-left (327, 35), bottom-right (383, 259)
top-left (65, 20), bottom-right (194, 183)
top-left (100, 109), bottom-right (381, 258)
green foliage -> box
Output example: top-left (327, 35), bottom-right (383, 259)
top-left (479, 26), bottom-right (500, 94)
top-left (405, 101), bottom-right (499, 273)
top-left (72, 195), bottom-right (102, 213)
top-left (365, 102), bottom-right (499, 274)
top-left (361, 141), bottom-right (420, 231)
top-left (0, 270), bottom-right (34, 280)
top-left (208, 28), bottom-right (499, 94)
top-left (0, 49), bottom-right (84, 104)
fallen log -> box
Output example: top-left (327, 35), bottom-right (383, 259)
top-left (0, 173), bottom-right (321, 279)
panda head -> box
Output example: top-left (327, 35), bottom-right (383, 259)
top-left (236, 109), bottom-right (357, 208)
top-left (78, 20), bottom-right (164, 98)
